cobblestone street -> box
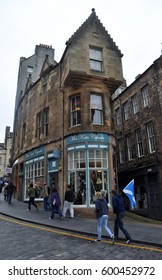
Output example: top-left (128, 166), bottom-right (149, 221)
top-left (0, 216), bottom-right (162, 260)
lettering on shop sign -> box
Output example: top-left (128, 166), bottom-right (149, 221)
top-left (67, 133), bottom-right (109, 144)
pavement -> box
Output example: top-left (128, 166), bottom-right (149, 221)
top-left (0, 193), bottom-right (162, 247)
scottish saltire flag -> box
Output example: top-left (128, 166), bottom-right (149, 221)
top-left (123, 179), bottom-right (136, 209)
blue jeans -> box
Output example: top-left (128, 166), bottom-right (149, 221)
top-left (97, 215), bottom-right (113, 240)
top-left (50, 205), bottom-right (63, 219)
top-left (7, 193), bottom-right (13, 204)
top-left (44, 197), bottom-right (49, 211)
top-left (114, 212), bottom-right (131, 240)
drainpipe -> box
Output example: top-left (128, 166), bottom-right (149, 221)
top-left (59, 63), bottom-right (65, 201)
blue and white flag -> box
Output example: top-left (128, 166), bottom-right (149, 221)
top-left (123, 179), bottom-right (136, 209)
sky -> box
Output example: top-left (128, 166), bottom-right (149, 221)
top-left (0, 0), bottom-right (162, 143)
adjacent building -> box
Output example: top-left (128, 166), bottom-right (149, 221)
top-left (0, 126), bottom-right (13, 178)
top-left (113, 55), bottom-right (162, 220)
top-left (12, 9), bottom-right (125, 215)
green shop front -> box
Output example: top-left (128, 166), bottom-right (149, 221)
top-left (66, 132), bottom-right (110, 208)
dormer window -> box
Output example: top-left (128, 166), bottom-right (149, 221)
top-left (89, 47), bottom-right (103, 71)
top-left (27, 66), bottom-right (33, 77)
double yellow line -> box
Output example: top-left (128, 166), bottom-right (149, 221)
top-left (1, 215), bottom-right (162, 253)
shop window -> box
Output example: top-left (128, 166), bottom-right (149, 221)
top-left (90, 94), bottom-right (103, 125)
top-left (71, 95), bottom-right (81, 126)
top-left (25, 159), bottom-right (44, 199)
top-left (89, 47), bottom-right (103, 71)
top-left (68, 148), bottom-right (108, 206)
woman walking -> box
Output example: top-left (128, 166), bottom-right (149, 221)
top-left (95, 191), bottom-right (114, 242)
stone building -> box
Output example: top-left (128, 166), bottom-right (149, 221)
top-left (113, 55), bottom-right (162, 220)
top-left (12, 9), bottom-right (125, 215)
top-left (0, 126), bottom-right (13, 178)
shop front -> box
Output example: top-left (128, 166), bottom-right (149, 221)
top-left (24, 146), bottom-right (45, 201)
top-left (66, 133), bottom-right (110, 208)
top-left (47, 149), bottom-right (61, 191)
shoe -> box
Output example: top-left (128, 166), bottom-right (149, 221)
top-left (94, 239), bottom-right (101, 242)
top-left (60, 216), bottom-right (64, 220)
top-left (111, 234), bottom-right (115, 244)
top-left (126, 239), bottom-right (131, 244)
top-left (27, 209), bottom-right (30, 211)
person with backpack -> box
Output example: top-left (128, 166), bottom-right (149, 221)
top-left (49, 188), bottom-right (63, 219)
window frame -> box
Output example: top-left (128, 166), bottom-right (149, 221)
top-left (146, 122), bottom-right (156, 153)
top-left (36, 112), bottom-right (42, 140)
top-left (136, 128), bottom-right (144, 157)
top-left (141, 85), bottom-right (150, 107)
top-left (132, 93), bottom-right (139, 114)
top-left (115, 107), bottom-right (122, 126)
top-left (89, 46), bottom-right (103, 72)
top-left (123, 101), bottom-right (129, 121)
top-left (90, 94), bottom-right (103, 125)
top-left (71, 95), bottom-right (81, 127)
top-left (43, 108), bottom-right (49, 137)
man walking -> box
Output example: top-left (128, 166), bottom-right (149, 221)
top-left (63, 184), bottom-right (74, 218)
top-left (6, 181), bottom-right (16, 204)
top-left (111, 189), bottom-right (131, 244)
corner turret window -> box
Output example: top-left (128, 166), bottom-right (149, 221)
top-left (90, 94), bottom-right (103, 125)
top-left (71, 95), bottom-right (81, 126)
top-left (89, 47), bottom-right (103, 71)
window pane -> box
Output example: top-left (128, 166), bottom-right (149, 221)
top-left (89, 49), bottom-right (102, 60)
top-left (91, 95), bottom-right (102, 109)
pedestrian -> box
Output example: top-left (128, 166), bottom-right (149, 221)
top-left (111, 189), bottom-right (131, 244)
top-left (94, 191), bottom-right (114, 242)
top-left (42, 182), bottom-right (50, 211)
top-left (6, 181), bottom-right (16, 204)
top-left (62, 184), bottom-right (74, 218)
top-left (3, 181), bottom-right (8, 201)
top-left (49, 188), bottom-right (63, 219)
top-left (27, 182), bottom-right (38, 211)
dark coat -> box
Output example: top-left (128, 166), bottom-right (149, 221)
top-left (6, 182), bottom-right (16, 194)
top-left (95, 198), bottom-right (108, 219)
top-left (65, 188), bottom-right (74, 202)
top-left (112, 194), bottom-right (125, 214)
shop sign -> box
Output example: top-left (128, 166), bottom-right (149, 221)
top-left (24, 146), bottom-right (45, 160)
top-left (5, 167), bottom-right (12, 174)
top-left (53, 149), bottom-right (61, 159)
top-left (66, 133), bottom-right (109, 145)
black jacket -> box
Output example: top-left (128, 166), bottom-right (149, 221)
top-left (65, 188), bottom-right (74, 202)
